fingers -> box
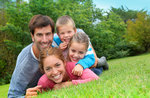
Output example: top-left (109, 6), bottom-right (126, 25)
top-left (72, 69), bottom-right (82, 76)
top-left (59, 43), bottom-right (68, 50)
top-left (26, 85), bottom-right (42, 97)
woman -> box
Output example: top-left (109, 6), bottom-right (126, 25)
top-left (26, 47), bottom-right (99, 97)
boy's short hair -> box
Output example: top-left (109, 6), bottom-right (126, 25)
top-left (29, 14), bottom-right (55, 35)
top-left (56, 15), bottom-right (76, 33)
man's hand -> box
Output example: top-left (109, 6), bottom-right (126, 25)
top-left (25, 85), bottom-right (42, 98)
top-left (53, 81), bottom-right (73, 90)
top-left (72, 64), bottom-right (83, 76)
top-left (59, 42), bottom-right (68, 50)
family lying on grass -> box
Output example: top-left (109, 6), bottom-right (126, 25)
top-left (8, 15), bottom-right (109, 98)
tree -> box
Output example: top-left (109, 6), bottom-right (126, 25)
top-left (109, 6), bottom-right (139, 23)
top-left (91, 12), bottom-right (128, 59)
top-left (125, 11), bottom-right (150, 52)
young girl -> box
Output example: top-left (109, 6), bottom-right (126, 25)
top-left (67, 32), bottom-right (104, 76)
top-left (37, 47), bottom-right (99, 91)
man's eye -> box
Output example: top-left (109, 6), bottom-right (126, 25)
top-left (46, 33), bottom-right (51, 36)
top-left (37, 33), bottom-right (42, 37)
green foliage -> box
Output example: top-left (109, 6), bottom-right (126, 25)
top-left (110, 6), bottom-right (139, 23)
top-left (6, 2), bottom-right (32, 31)
top-left (0, 23), bottom-right (31, 84)
top-left (91, 12), bottom-right (128, 59)
top-left (126, 11), bottom-right (150, 52)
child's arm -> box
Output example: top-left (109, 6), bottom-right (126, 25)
top-left (72, 44), bottom-right (96, 76)
top-left (72, 68), bottom-right (99, 85)
top-left (90, 44), bottom-right (98, 68)
top-left (72, 29), bottom-right (98, 76)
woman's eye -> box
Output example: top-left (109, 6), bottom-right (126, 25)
top-left (56, 63), bottom-right (60, 67)
top-left (46, 67), bottom-right (51, 71)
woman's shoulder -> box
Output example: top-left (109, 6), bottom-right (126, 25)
top-left (66, 62), bottom-right (76, 69)
top-left (38, 74), bottom-right (55, 89)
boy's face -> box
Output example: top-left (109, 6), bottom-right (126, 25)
top-left (68, 42), bottom-right (87, 62)
top-left (57, 25), bottom-right (76, 44)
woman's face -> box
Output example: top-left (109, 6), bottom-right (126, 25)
top-left (43, 55), bottom-right (66, 83)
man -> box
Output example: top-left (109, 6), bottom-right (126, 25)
top-left (8, 15), bottom-right (55, 98)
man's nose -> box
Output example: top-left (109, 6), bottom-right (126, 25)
top-left (42, 35), bottom-right (47, 42)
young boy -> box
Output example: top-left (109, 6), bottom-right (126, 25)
top-left (52, 15), bottom-right (108, 76)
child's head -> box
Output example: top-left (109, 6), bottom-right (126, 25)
top-left (39, 47), bottom-right (66, 83)
top-left (68, 32), bottom-right (89, 62)
top-left (56, 15), bottom-right (77, 44)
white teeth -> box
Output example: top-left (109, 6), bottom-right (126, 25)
top-left (54, 74), bottom-right (60, 79)
top-left (42, 44), bottom-right (48, 47)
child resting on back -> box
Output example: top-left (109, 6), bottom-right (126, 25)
top-left (52, 15), bottom-right (108, 76)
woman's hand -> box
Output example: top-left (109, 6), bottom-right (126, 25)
top-left (25, 85), bottom-right (42, 98)
top-left (53, 81), bottom-right (73, 90)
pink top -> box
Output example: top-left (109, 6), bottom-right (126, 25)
top-left (38, 62), bottom-right (99, 90)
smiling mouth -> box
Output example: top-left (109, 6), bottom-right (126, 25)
top-left (64, 38), bottom-right (70, 43)
top-left (71, 57), bottom-right (79, 62)
top-left (53, 74), bottom-right (61, 80)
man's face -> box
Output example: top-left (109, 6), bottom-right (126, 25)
top-left (31, 25), bottom-right (54, 51)
top-left (57, 25), bottom-right (76, 44)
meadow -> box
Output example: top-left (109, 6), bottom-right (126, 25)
top-left (1, 53), bottom-right (150, 97)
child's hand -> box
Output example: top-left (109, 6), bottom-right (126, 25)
top-left (59, 42), bottom-right (68, 50)
top-left (72, 64), bottom-right (83, 76)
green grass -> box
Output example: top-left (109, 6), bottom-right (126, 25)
top-left (0, 84), bottom-right (9, 98)
top-left (1, 53), bottom-right (150, 97)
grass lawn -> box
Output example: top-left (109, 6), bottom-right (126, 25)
top-left (1, 53), bottom-right (150, 97)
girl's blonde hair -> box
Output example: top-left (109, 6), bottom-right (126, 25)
top-left (68, 32), bottom-right (89, 51)
top-left (39, 47), bottom-right (65, 73)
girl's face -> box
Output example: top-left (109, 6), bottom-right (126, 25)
top-left (43, 55), bottom-right (66, 83)
top-left (68, 42), bottom-right (87, 62)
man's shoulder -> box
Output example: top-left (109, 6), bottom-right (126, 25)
top-left (16, 43), bottom-right (36, 66)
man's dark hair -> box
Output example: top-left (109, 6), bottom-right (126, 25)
top-left (29, 14), bottom-right (55, 35)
